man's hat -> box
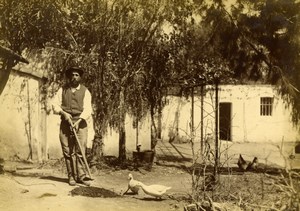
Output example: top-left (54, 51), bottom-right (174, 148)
top-left (65, 67), bottom-right (84, 77)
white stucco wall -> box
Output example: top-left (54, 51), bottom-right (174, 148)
top-left (101, 114), bottom-right (151, 157)
top-left (161, 85), bottom-right (299, 144)
top-left (159, 85), bottom-right (300, 168)
top-left (161, 94), bottom-right (203, 142)
top-left (0, 72), bottom-right (42, 160)
top-left (217, 85), bottom-right (298, 143)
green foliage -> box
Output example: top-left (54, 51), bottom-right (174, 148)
top-left (188, 0), bottom-right (300, 122)
top-left (0, 0), bottom-right (66, 51)
top-left (0, 0), bottom-right (171, 138)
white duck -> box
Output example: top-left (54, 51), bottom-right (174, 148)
top-left (136, 181), bottom-right (171, 199)
top-left (123, 173), bottom-right (140, 195)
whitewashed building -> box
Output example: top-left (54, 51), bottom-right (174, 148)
top-left (0, 64), bottom-right (48, 162)
top-left (159, 85), bottom-right (300, 168)
top-left (162, 85), bottom-right (298, 143)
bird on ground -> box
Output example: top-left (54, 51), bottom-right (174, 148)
top-left (122, 173), bottom-right (140, 195)
top-left (246, 157), bottom-right (258, 171)
top-left (136, 181), bottom-right (171, 199)
top-left (237, 154), bottom-right (249, 171)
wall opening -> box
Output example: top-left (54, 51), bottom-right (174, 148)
top-left (260, 97), bottom-right (273, 116)
top-left (219, 102), bottom-right (232, 141)
top-left (295, 143), bottom-right (300, 154)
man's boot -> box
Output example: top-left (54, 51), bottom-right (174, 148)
top-left (76, 176), bottom-right (90, 186)
top-left (76, 155), bottom-right (90, 186)
top-left (65, 158), bottom-right (76, 186)
top-left (68, 176), bottom-right (76, 186)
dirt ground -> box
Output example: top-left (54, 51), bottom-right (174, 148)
top-left (0, 158), bottom-right (299, 211)
top-left (0, 160), bottom-right (192, 211)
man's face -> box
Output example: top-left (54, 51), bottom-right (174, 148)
top-left (69, 71), bottom-right (81, 87)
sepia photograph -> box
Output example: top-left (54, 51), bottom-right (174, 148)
top-left (0, 0), bottom-right (299, 210)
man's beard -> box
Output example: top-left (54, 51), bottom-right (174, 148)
top-left (70, 80), bottom-right (80, 87)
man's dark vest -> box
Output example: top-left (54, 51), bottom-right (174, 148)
top-left (61, 85), bottom-right (87, 118)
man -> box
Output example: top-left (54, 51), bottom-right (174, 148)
top-left (52, 67), bottom-right (92, 186)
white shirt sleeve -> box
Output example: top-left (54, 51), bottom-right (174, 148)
top-left (80, 89), bottom-right (93, 121)
top-left (52, 88), bottom-right (63, 115)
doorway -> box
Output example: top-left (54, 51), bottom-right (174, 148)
top-left (219, 102), bottom-right (232, 141)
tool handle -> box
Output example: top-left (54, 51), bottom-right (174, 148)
top-left (71, 127), bottom-right (92, 179)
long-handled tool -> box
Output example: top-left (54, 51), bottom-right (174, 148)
top-left (70, 125), bottom-right (92, 180)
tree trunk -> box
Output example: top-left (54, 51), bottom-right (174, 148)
top-left (157, 98), bottom-right (162, 139)
top-left (191, 87), bottom-right (195, 160)
top-left (119, 86), bottom-right (126, 162)
top-left (214, 82), bottom-right (219, 179)
top-left (150, 105), bottom-right (157, 150)
top-left (91, 60), bottom-right (105, 164)
top-left (90, 134), bottom-right (103, 166)
top-left (200, 85), bottom-right (204, 153)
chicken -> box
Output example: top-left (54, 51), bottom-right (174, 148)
top-left (246, 157), bottom-right (258, 171)
top-left (237, 155), bottom-right (259, 171)
top-left (122, 173), bottom-right (140, 195)
top-left (136, 181), bottom-right (171, 199)
top-left (237, 154), bottom-right (248, 171)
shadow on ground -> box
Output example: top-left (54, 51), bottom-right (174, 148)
top-left (40, 176), bottom-right (68, 183)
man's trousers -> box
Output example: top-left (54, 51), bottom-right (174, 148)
top-left (59, 119), bottom-right (88, 180)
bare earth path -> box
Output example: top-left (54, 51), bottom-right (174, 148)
top-left (1, 157), bottom-right (299, 211)
top-left (0, 162), bottom-right (191, 211)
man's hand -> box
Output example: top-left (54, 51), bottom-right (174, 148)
top-left (60, 111), bottom-right (73, 126)
top-left (73, 119), bottom-right (82, 131)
